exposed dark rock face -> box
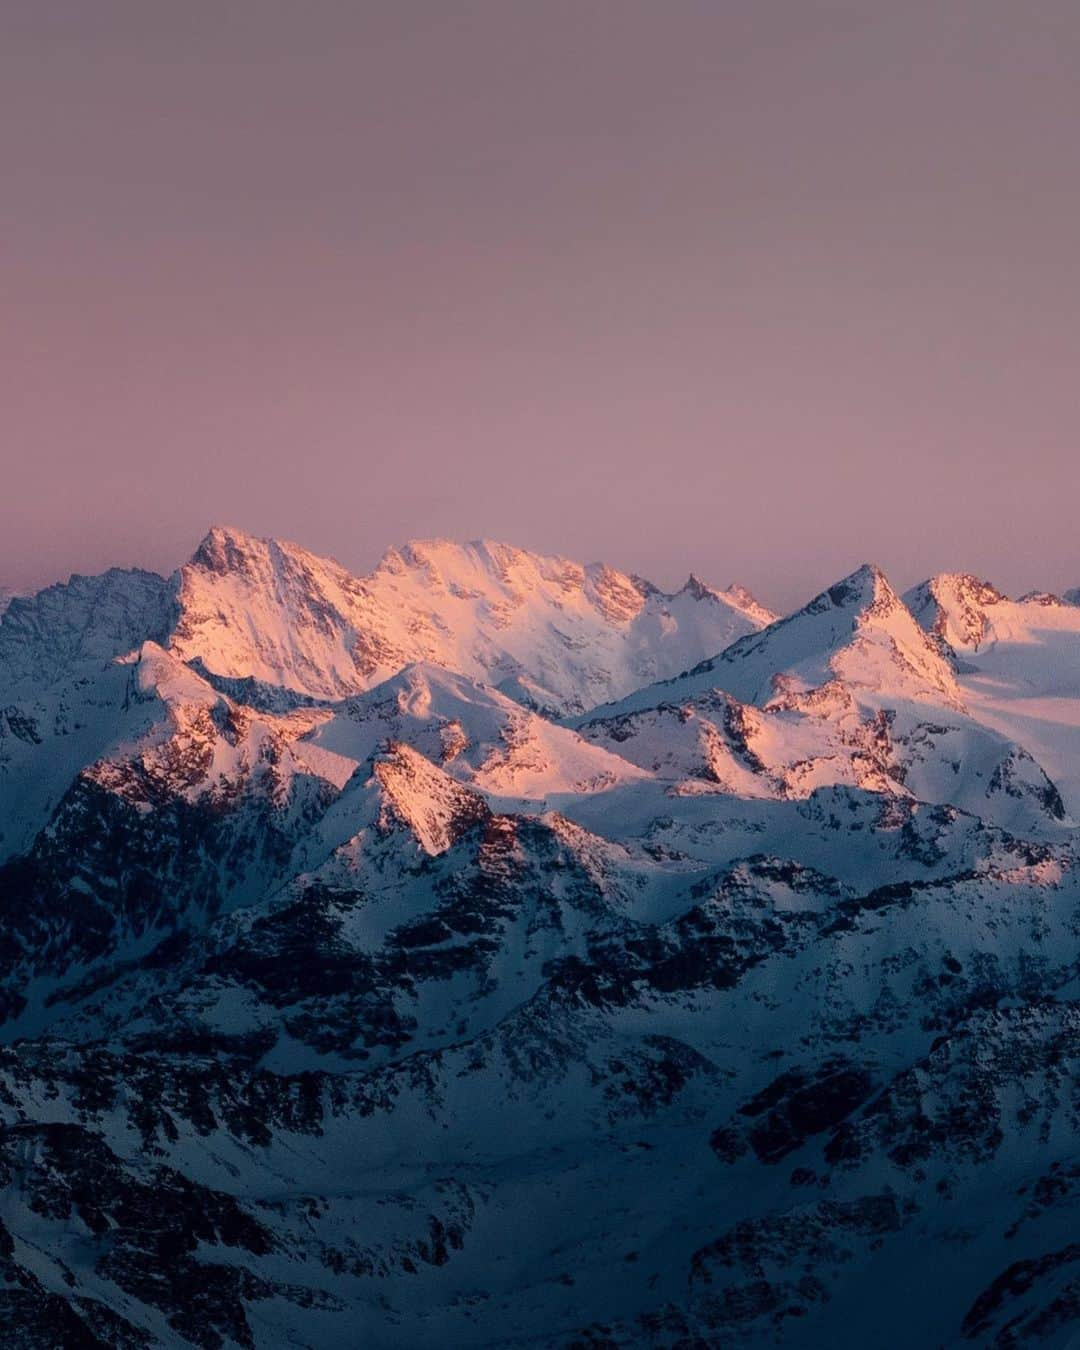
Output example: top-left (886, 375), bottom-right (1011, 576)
top-left (736, 1061), bottom-right (876, 1164)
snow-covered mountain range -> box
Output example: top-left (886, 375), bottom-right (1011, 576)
top-left (1, 527), bottom-right (1079, 1348)
top-left (173, 527), bottom-right (772, 713)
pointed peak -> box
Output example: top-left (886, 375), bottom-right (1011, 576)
top-left (686, 559), bottom-right (962, 710)
top-left (360, 659), bottom-right (507, 709)
top-left (188, 525), bottom-right (346, 586)
top-left (197, 522), bottom-right (262, 549)
top-left (672, 574), bottom-right (776, 623)
top-left (372, 742), bottom-right (490, 855)
top-left (722, 582), bottom-right (778, 626)
top-left (786, 563), bottom-right (915, 642)
top-left (680, 573), bottom-right (719, 601)
top-left (189, 524), bottom-right (268, 574)
top-left (917, 572), bottom-right (1007, 606)
top-left (815, 563), bottom-right (898, 614)
top-left (903, 572), bottom-right (1008, 652)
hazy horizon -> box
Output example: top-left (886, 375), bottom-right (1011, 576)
top-left (5, 520), bottom-right (1079, 620)
top-left (4, 1), bottom-right (1079, 609)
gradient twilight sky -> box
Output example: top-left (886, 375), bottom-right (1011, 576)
top-left (3, 1), bottom-right (1079, 610)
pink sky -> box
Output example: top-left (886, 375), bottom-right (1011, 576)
top-left (2, 1), bottom-right (1079, 611)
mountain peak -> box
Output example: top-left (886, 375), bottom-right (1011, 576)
top-left (822, 562), bottom-right (898, 613)
top-left (170, 528), bottom-right (772, 712)
top-left (190, 523), bottom-right (263, 571)
top-left (721, 583), bottom-right (778, 627)
top-left (189, 524), bottom-right (342, 582)
top-left (659, 560), bottom-right (959, 710)
top-left (679, 573), bottom-right (717, 601)
top-left (904, 572), bottom-right (1008, 651)
top-left (0, 566), bottom-right (174, 690)
top-left (372, 741), bottom-right (490, 855)
top-left (680, 569), bottom-right (739, 602)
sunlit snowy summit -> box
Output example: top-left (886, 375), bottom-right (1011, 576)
top-left (1, 526), bottom-right (1079, 1348)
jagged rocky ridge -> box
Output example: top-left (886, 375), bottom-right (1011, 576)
top-left (1, 531), bottom-right (1080, 1348)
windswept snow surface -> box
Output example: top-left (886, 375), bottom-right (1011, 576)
top-left (1, 532), bottom-right (1079, 1348)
